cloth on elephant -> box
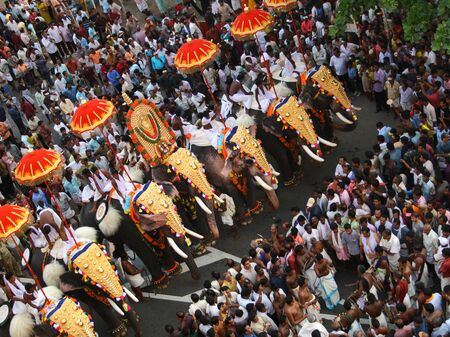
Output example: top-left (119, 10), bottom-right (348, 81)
top-left (219, 193), bottom-right (235, 226)
top-left (318, 272), bottom-right (340, 310)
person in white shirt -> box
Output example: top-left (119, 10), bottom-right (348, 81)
top-left (41, 31), bottom-right (59, 63)
top-left (424, 98), bottom-right (437, 126)
top-left (329, 48), bottom-right (348, 87)
top-left (312, 40), bottom-right (327, 65)
top-left (379, 229), bottom-right (401, 272)
top-left (54, 73), bottom-right (67, 94)
top-left (48, 23), bottom-right (67, 57)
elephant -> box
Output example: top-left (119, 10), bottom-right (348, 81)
top-left (299, 65), bottom-right (359, 141)
top-left (79, 194), bottom-right (200, 289)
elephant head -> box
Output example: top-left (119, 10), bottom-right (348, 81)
top-left (132, 181), bottom-right (204, 259)
top-left (67, 242), bottom-right (139, 315)
top-left (271, 95), bottom-right (337, 162)
top-left (300, 65), bottom-right (358, 130)
top-left (225, 126), bottom-right (280, 191)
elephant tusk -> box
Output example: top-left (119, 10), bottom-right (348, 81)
top-left (302, 145), bottom-right (325, 162)
top-left (124, 286), bottom-right (139, 303)
top-left (108, 298), bottom-right (125, 316)
top-left (194, 196), bottom-right (213, 215)
top-left (269, 164), bottom-right (280, 176)
top-left (254, 175), bottom-right (274, 191)
top-left (182, 226), bottom-right (204, 239)
top-left (213, 194), bottom-right (224, 204)
top-left (336, 112), bottom-right (353, 125)
top-left (167, 237), bottom-right (188, 259)
top-left (318, 136), bottom-right (337, 147)
top-left (352, 105), bottom-right (362, 111)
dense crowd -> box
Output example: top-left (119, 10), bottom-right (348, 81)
top-left (0, 0), bottom-right (447, 336)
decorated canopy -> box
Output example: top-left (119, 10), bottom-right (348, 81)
top-left (174, 38), bottom-right (219, 74)
top-left (0, 205), bottom-right (31, 239)
top-left (264, 0), bottom-right (297, 12)
top-left (14, 149), bottom-right (64, 186)
top-left (231, 8), bottom-right (274, 41)
top-left (70, 99), bottom-right (115, 134)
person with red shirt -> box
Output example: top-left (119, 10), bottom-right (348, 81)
top-left (301, 15), bottom-right (313, 35)
top-left (20, 98), bottom-right (35, 120)
top-left (439, 248), bottom-right (450, 290)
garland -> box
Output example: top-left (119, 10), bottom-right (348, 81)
top-left (229, 171), bottom-right (248, 195)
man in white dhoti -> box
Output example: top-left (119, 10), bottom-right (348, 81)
top-left (229, 73), bottom-right (253, 110)
top-left (379, 229), bottom-right (401, 272)
top-left (254, 76), bottom-right (275, 113)
top-left (299, 315), bottom-right (329, 337)
top-left (314, 254), bottom-right (339, 310)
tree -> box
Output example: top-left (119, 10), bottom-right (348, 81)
top-left (331, 0), bottom-right (450, 52)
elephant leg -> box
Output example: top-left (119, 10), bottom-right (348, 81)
top-left (203, 198), bottom-right (219, 240)
top-left (244, 170), bottom-right (258, 210)
top-left (170, 235), bottom-right (201, 280)
top-left (124, 308), bottom-right (142, 337)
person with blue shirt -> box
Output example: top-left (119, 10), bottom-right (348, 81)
top-left (107, 65), bottom-right (121, 91)
top-left (31, 187), bottom-right (50, 209)
top-left (150, 52), bottom-right (166, 75)
top-left (88, 132), bottom-right (101, 152)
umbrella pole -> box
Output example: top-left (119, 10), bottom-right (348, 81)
top-left (44, 181), bottom-right (78, 245)
top-left (12, 238), bottom-right (49, 303)
top-left (289, 11), bottom-right (309, 70)
top-left (254, 35), bottom-right (278, 99)
top-left (201, 72), bottom-right (223, 122)
top-left (100, 128), bottom-right (137, 190)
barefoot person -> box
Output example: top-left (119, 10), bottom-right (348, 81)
top-left (314, 253), bottom-right (340, 309)
top-left (298, 276), bottom-right (321, 322)
top-left (284, 294), bottom-right (307, 333)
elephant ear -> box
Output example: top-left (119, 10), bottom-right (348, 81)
top-left (96, 201), bottom-right (122, 237)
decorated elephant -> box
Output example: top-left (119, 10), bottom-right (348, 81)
top-left (175, 122), bottom-right (280, 225)
top-left (79, 191), bottom-right (201, 289)
top-left (299, 65), bottom-right (359, 140)
top-left (123, 93), bottom-right (223, 240)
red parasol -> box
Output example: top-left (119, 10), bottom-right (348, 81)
top-left (70, 100), bottom-right (136, 189)
top-left (70, 99), bottom-right (115, 134)
top-left (14, 149), bottom-right (77, 244)
top-left (0, 204), bottom-right (48, 302)
top-left (231, 8), bottom-right (278, 98)
top-left (175, 38), bottom-right (221, 115)
top-left (14, 149), bottom-right (63, 186)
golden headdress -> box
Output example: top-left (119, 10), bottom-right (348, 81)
top-left (69, 242), bottom-right (125, 301)
top-left (310, 65), bottom-right (352, 109)
top-left (274, 96), bottom-right (319, 146)
top-left (42, 296), bottom-right (95, 337)
top-left (133, 182), bottom-right (185, 235)
top-left (227, 126), bottom-right (273, 175)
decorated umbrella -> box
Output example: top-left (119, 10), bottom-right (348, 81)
top-left (174, 38), bottom-right (220, 113)
top-left (14, 149), bottom-right (77, 244)
top-left (70, 99), bottom-right (136, 189)
top-left (0, 204), bottom-right (48, 302)
top-left (264, 0), bottom-right (308, 69)
top-left (231, 7), bottom-right (278, 98)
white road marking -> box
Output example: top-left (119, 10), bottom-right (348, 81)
top-left (178, 246), bottom-right (241, 274)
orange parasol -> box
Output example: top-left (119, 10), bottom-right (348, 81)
top-left (70, 99), bottom-right (137, 188)
top-left (174, 38), bottom-right (219, 74)
top-left (231, 8), bottom-right (274, 41)
top-left (14, 149), bottom-right (63, 186)
top-left (264, 0), bottom-right (297, 12)
top-left (0, 204), bottom-right (48, 302)
top-left (0, 204), bottom-right (31, 239)
top-left (70, 99), bottom-right (115, 135)
top-left (175, 38), bottom-right (221, 115)
top-left (231, 7), bottom-right (277, 98)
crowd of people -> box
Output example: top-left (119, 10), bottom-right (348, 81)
top-left (0, 0), bottom-right (447, 336)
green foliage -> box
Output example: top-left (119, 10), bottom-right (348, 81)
top-left (333, 0), bottom-right (450, 52)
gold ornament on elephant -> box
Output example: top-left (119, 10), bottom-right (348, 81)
top-left (124, 93), bottom-right (217, 200)
top-left (164, 148), bottom-right (215, 199)
top-left (134, 182), bottom-right (185, 235)
top-left (274, 96), bottom-right (319, 146)
top-left (311, 65), bottom-right (352, 109)
top-left (228, 126), bottom-right (273, 175)
top-left (43, 296), bottom-right (96, 337)
top-left (69, 242), bottom-right (125, 301)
